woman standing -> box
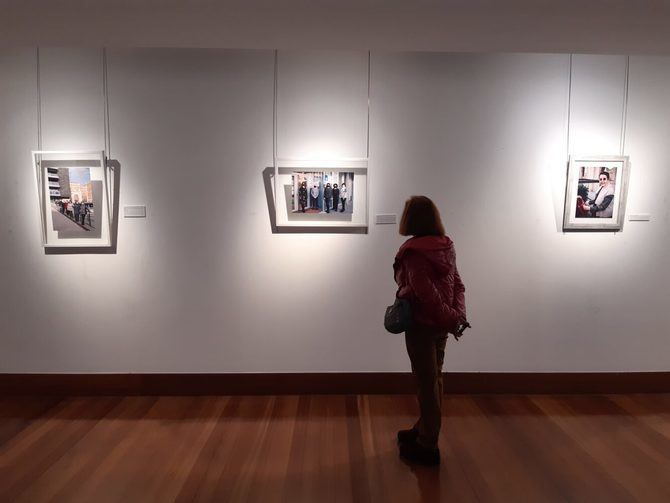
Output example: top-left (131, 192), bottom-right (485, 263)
top-left (298, 182), bottom-right (308, 212)
top-left (324, 183), bottom-right (333, 213)
top-left (393, 196), bottom-right (466, 465)
top-left (310, 185), bottom-right (320, 210)
top-left (332, 183), bottom-right (340, 212)
top-left (339, 183), bottom-right (348, 212)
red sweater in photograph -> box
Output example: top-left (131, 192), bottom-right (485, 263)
top-left (393, 235), bottom-right (466, 331)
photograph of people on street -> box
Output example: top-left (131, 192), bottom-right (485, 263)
top-left (573, 165), bottom-right (617, 219)
top-left (290, 171), bottom-right (354, 220)
top-left (47, 167), bottom-right (102, 239)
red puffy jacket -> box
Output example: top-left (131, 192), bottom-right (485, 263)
top-left (393, 235), bottom-right (466, 331)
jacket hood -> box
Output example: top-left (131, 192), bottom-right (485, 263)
top-left (395, 235), bottom-right (454, 272)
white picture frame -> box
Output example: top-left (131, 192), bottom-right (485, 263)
top-left (33, 150), bottom-right (112, 248)
top-left (274, 158), bottom-right (368, 230)
top-left (563, 155), bottom-right (630, 231)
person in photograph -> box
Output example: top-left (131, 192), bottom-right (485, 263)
top-left (583, 171), bottom-right (615, 218)
top-left (298, 182), bottom-right (308, 212)
top-left (575, 184), bottom-right (590, 218)
top-left (58, 200), bottom-right (64, 214)
top-left (340, 183), bottom-right (348, 212)
top-left (73, 201), bottom-right (81, 223)
top-left (310, 185), bottom-right (319, 210)
top-left (81, 203), bottom-right (89, 225)
top-left (324, 183), bottom-right (333, 213)
top-left (393, 196), bottom-right (466, 466)
top-left (62, 200), bottom-right (69, 217)
top-left (332, 183), bottom-right (340, 212)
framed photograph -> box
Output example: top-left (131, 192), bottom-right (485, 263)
top-left (563, 155), bottom-right (630, 231)
top-left (33, 150), bottom-right (112, 248)
top-left (274, 158), bottom-right (368, 229)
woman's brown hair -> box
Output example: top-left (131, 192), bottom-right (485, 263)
top-left (399, 196), bottom-right (445, 237)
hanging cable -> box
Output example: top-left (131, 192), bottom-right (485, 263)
top-left (36, 47), bottom-right (43, 151)
top-left (366, 50), bottom-right (371, 160)
top-left (620, 55), bottom-right (630, 156)
top-left (35, 47), bottom-right (46, 241)
top-left (102, 47), bottom-right (112, 159)
top-left (273, 49), bottom-right (278, 168)
top-left (565, 54), bottom-right (573, 160)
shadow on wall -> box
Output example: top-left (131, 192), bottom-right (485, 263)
top-left (262, 166), bottom-right (366, 235)
top-left (45, 159), bottom-right (122, 255)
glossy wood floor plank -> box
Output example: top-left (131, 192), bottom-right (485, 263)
top-left (444, 396), bottom-right (549, 502)
top-left (0, 397), bottom-right (122, 502)
top-left (1, 394), bottom-right (670, 502)
top-left (0, 396), bottom-right (62, 449)
top-left (608, 394), bottom-right (670, 441)
top-left (365, 394), bottom-right (479, 502)
top-left (532, 395), bottom-right (670, 502)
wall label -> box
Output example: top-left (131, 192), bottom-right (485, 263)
top-left (375, 214), bottom-right (397, 225)
top-left (124, 205), bottom-right (147, 218)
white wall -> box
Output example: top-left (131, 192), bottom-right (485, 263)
top-left (1, 48), bottom-right (669, 372)
top-left (276, 51), bottom-right (369, 159)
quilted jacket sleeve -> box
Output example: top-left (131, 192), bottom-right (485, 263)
top-left (453, 267), bottom-right (466, 319)
top-left (404, 251), bottom-right (461, 330)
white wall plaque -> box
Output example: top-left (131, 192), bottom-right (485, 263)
top-left (124, 205), bottom-right (147, 218)
top-left (375, 214), bottom-right (397, 225)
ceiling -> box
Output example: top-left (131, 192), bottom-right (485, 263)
top-left (2, 0), bottom-right (670, 54)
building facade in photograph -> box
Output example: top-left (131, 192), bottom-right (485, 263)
top-left (47, 167), bottom-right (60, 199)
top-left (47, 167), bottom-right (72, 200)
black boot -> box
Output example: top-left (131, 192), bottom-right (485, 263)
top-left (399, 440), bottom-right (440, 466)
top-left (397, 427), bottom-right (419, 444)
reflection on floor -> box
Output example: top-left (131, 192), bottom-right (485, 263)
top-left (1, 393), bottom-right (669, 501)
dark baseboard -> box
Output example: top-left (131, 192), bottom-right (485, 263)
top-left (1, 372), bottom-right (669, 396)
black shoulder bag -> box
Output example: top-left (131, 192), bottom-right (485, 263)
top-left (384, 291), bottom-right (412, 334)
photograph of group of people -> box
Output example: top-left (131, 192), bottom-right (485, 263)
top-left (47, 167), bottom-right (102, 239)
top-left (574, 166), bottom-right (618, 219)
top-left (56, 199), bottom-right (93, 226)
top-left (291, 171), bottom-right (354, 216)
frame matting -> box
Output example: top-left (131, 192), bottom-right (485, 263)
top-left (273, 158), bottom-right (369, 230)
top-left (33, 150), bottom-right (113, 248)
top-left (563, 155), bottom-right (630, 231)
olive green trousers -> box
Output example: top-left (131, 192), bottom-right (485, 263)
top-left (405, 326), bottom-right (448, 449)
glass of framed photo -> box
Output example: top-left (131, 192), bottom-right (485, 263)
top-left (33, 150), bottom-right (112, 248)
top-left (274, 158), bottom-right (368, 230)
top-left (563, 155), bottom-right (630, 231)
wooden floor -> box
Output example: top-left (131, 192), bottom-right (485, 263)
top-left (1, 394), bottom-right (670, 502)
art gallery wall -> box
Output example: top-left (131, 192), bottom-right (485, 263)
top-left (0, 48), bottom-right (669, 373)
